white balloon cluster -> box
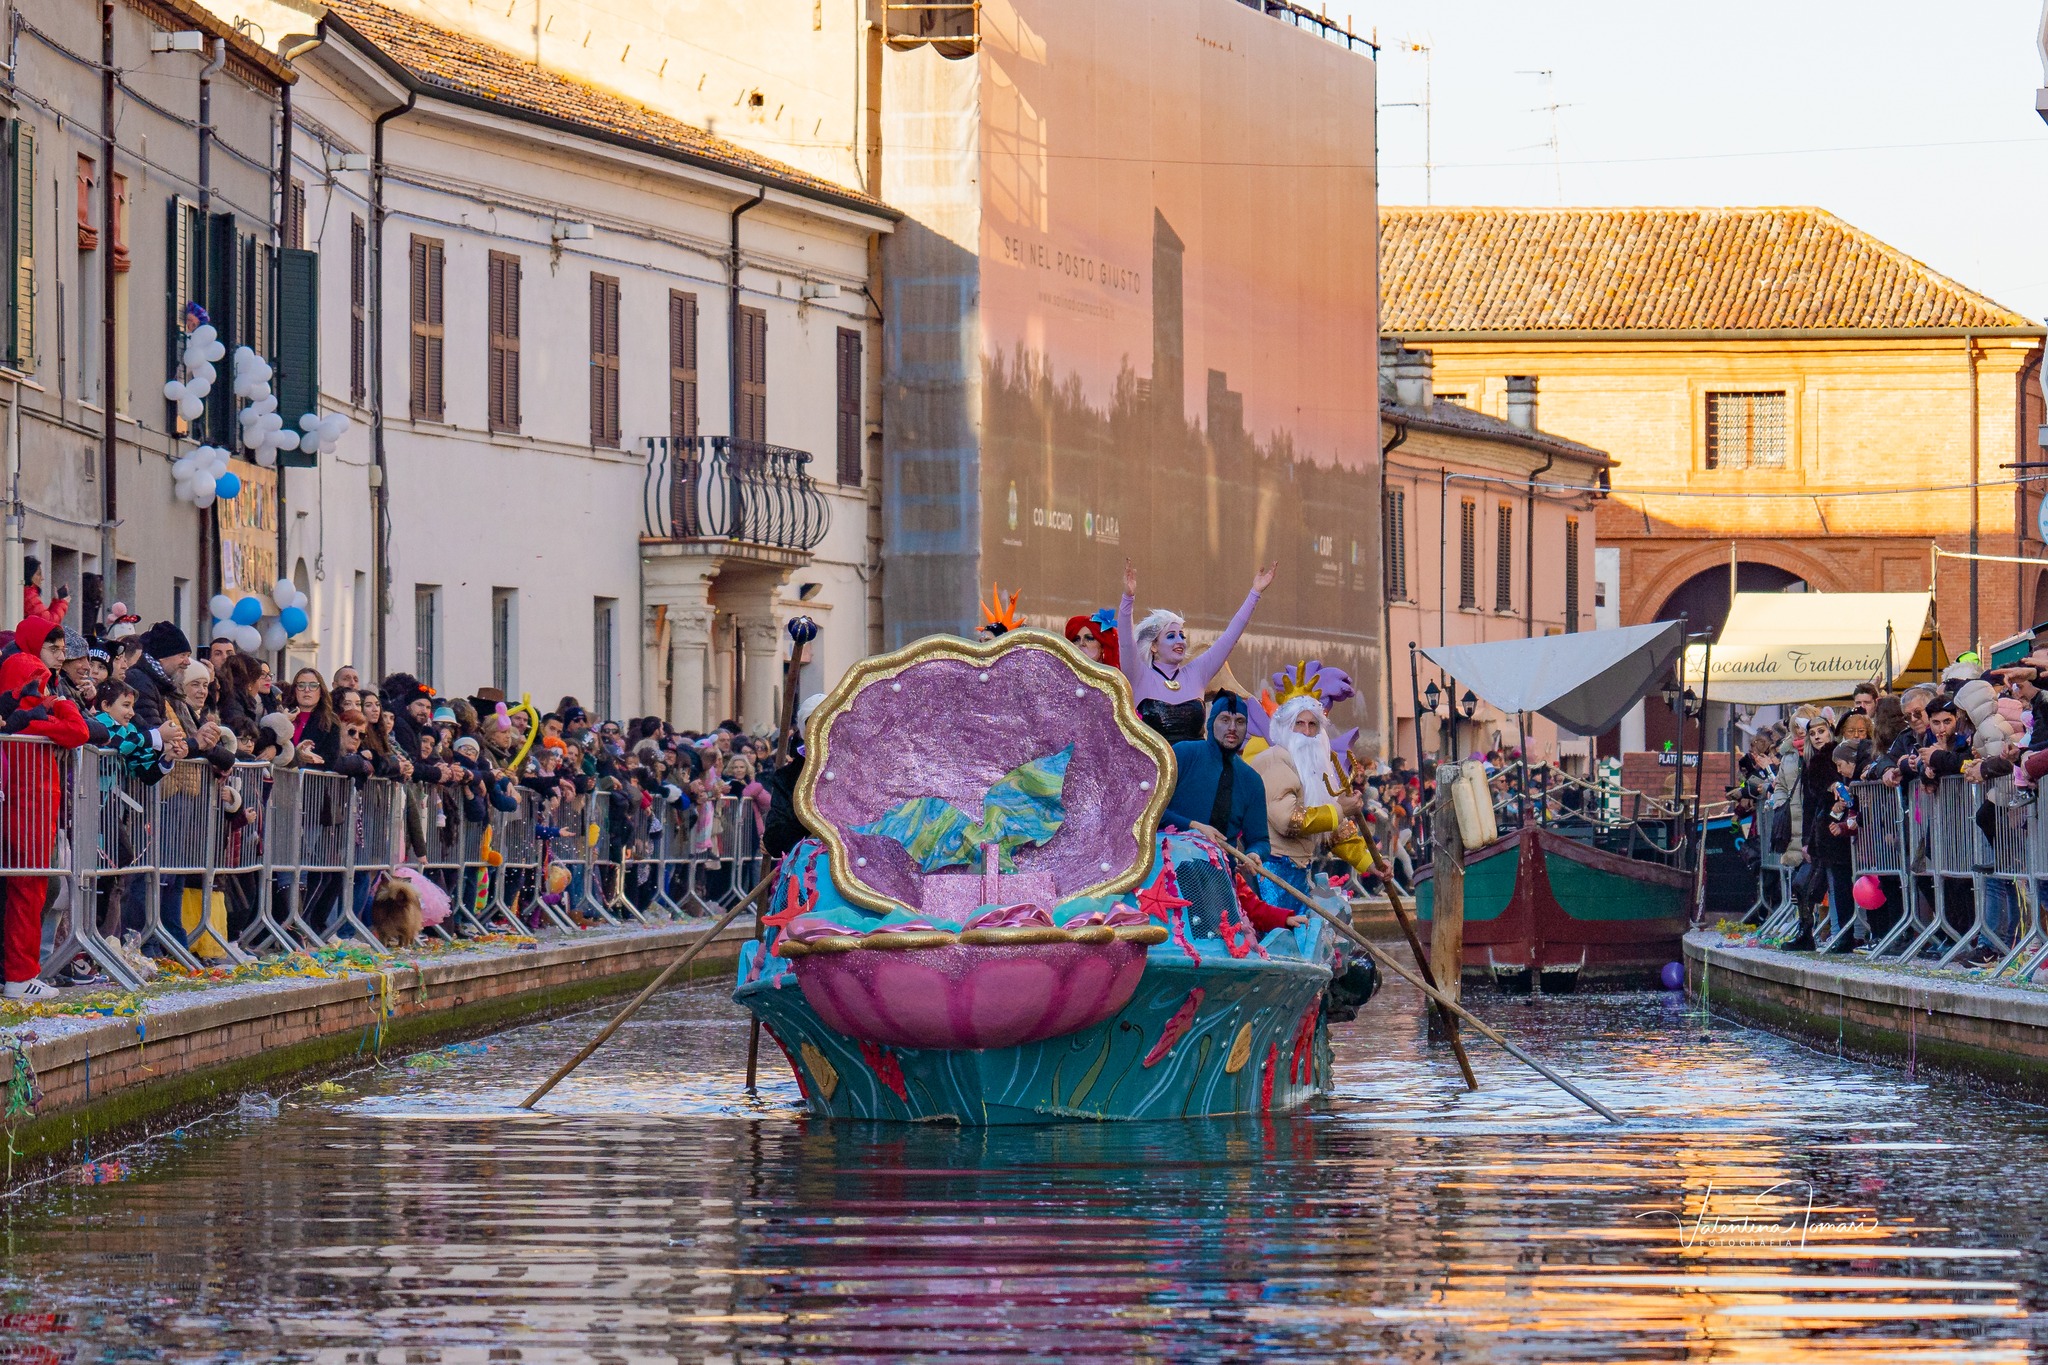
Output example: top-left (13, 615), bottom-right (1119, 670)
top-left (208, 578), bottom-right (311, 656)
top-left (171, 445), bottom-right (240, 510)
top-left (232, 347), bottom-right (296, 468)
top-left (161, 324), bottom-right (226, 425)
top-left (298, 408), bottom-right (352, 457)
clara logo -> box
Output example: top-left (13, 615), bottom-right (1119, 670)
top-left (1007, 482), bottom-right (1019, 531)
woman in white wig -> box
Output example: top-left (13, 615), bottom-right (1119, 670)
top-left (1115, 557), bottom-right (1276, 743)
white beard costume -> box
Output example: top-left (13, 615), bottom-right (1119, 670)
top-left (1270, 696), bottom-right (1340, 806)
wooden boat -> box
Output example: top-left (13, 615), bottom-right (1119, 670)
top-left (732, 631), bottom-right (1349, 1124)
top-left (1414, 825), bottom-right (1690, 991)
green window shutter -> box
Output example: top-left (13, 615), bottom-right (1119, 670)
top-left (5, 120), bottom-right (32, 370)
top-left (274, 245), bottom-right (318, 465)
top-left (205, 211), bottom-right (238, 446)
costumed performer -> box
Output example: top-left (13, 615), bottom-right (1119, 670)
top-left (978, 584), bottom-right (1022, 641)
top-left (1249, 692), bottom-right (1379, 904)
top-left (1063, 609), bottom-right (1120, 667)
top-left (762, 693), bottom-right (827, 862)
top-left (1117, 557), bottom-right (1275, 744)
top-left (1164, 692), bottom-right (1270, 857)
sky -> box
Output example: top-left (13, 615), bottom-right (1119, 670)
top-left (1331, 0), bottom-right (2048, 322)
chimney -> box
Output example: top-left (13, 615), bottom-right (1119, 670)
top-left (1505, 375), bottom-right (1538, 432)
top-left (1378, 338), bottom-right (1435, 409)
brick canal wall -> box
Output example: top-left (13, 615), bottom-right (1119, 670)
top-left (1682, 930), bottom-right (2048, 1097)
top-left (4, 924), bottom-right (751, 1180)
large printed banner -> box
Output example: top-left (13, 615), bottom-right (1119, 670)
top-left (216, 459), bottom-right (278, 597)
top-left (973, 0), bottom-right (1380, 716)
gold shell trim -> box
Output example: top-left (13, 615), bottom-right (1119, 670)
top-left (774, 923), bottom-right (1167, 959)
top-left (794, 629), bottom-right (1177, 917)
top-left (1224, 1022), bottom-right (1254, 1074)
top-left (799, 1041), bottom-right (840, 1101)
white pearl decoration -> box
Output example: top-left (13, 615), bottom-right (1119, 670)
top-left (1099, 861), bottom-right (1113, 872)
top-left (1074, 686), bottom-right (1085, 697)
top-left (890, 682), bottom-right (901, 692)
top-left (824, 771), bottom-right (835, 781)
top-left (1139, 781), bottom-right (1151, 791)
top-left (979, 671), bottom-right (990, 682)
top-left (855, 856), bottom-right (868, 867)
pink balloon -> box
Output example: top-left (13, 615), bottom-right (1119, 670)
top-left (1852, 874), bottom-right (1887, 910)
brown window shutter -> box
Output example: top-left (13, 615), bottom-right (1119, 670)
top-left (835, 327), bottom-right (861, 485)
top-left (737, 306), bottom-right (767, 445)
top-left (589, 274), bottom-right (619, 447)
top-left (409, 237), bottom-right (427, 418)
top-left (504, 254), bottom-right (520, 430)
top-left (669, 290), bottom-right (699, 443)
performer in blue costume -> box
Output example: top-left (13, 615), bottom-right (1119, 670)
top-left (1163, 693), bottom-right (1270, 857)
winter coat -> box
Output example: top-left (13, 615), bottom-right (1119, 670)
top-left (0, 648), bottom-right (90, 859)
top-left (125, 655), bottom-right (179, 734)
top-left (21, 584), bottom-right (69, 629)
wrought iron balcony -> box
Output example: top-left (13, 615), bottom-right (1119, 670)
top-left (643, 436), bottom-right (831, 555)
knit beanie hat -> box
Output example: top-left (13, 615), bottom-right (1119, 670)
top-left (141, 621), bottom-right (193, 660)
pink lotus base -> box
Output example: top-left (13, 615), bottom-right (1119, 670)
top-left (790, 940), bottom-right (1150, 1051)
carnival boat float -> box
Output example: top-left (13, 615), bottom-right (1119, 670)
top-left (733, 630), bottom-right (1354, 1124)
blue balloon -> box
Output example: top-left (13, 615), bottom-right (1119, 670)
top-left (214, 470), bottom-right (242, 499)
top-left (1660, 961), bottom-right (1686, 991)
top-left (279, 605), bottom-right (309, 636)
top-left (231, 595), bottom-right (264, 627)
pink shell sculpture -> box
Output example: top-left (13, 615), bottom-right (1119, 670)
top-left (791, 937), bottom-right (1150, 1051)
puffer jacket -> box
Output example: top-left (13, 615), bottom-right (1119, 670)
top-left (1770, 733), bottom-right (1805, 864)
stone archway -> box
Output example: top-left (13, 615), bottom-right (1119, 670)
top-left (1649, 561), bottom-right (1807, 641)
top-left (1624, 542), bottom-right (1853, 631)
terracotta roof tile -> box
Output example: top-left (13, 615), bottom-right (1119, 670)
top-left (325, 0), bottom-right (887, 213)
top-left (1381, 207), bottom-right (2035, 333)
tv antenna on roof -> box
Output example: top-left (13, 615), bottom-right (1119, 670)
top-left (1517, 68), bottom-right (1574, 204)
top-left (1382, 40), bottom-right (1434, 204)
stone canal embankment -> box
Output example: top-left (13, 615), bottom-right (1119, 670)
top-left (1683, 929), bottom-right (2048, 1096)
top-left (0, 923), bottom-right (750, 1179)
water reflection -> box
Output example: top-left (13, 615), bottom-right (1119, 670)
top-left (0, 983), bottom-right (2040, 1361)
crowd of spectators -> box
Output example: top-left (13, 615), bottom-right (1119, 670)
top-left (1727, 660), bottom-right (2048, 959)
top-left (0, 561), bottom-right (793, 1001)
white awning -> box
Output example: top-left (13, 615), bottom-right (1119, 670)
top-left (1684, 591), bottom-right (1933, 704)
top-left (1420, 621), bottom-right (1685, 737)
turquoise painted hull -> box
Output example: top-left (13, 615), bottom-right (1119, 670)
top-left (736, 941), bottom-right (1331, 1123)
top-left (732, 835), bottom-right (1341, 1124)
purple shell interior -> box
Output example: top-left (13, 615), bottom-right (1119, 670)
top-left (809, 645), bottom-right (1162, 913)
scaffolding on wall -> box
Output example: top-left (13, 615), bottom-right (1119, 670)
top-left (884, 1), bottom-right (980, 53)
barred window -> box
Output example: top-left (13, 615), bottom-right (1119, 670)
top-left (1565, 517), bottom-right (1581, 632)
top-left (1705, 391), bottom-right (1787, 470)
top-left (1383, 487), bottom-right (1408, 601)
top-left (1458, 498), bottom-right (1477, 609)
top-left (1495, 501), bottom-right (1514, 611)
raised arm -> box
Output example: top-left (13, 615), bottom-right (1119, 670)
top-left (1186, 562), bottom-right (1276, 691)
top-left (1116, 558), bottom-right (1139, 685)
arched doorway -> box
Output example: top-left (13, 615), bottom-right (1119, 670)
top-left (1650, 562), bottom-right (1807, 641)
top-left (2032, 568), bottom-right (2048, 628)
top-left (1638, 563), bottom-right (1807, 755)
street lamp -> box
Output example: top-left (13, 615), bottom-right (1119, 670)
top-left (1459, 689), bottom-right (1479, 720)
top-left (1423, 679), bottom-right (1441, 714)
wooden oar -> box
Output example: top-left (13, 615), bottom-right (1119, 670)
top-left (1357, 839), bottom-right (1478, 1091)
top-left (1221, 844), bottom-right (1624, 1125)
top-left (518, 874), bottom-right (778, 1109)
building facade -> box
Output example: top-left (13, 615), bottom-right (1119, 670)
top-left (1379, 341), bottom-right (1610, 767)
top-left (330, 0), bottom-right (1387, 745)
top-left (1, 0), bottom-right (291, 639)
top-left (183, 0), bottom-right (893, 727)
top-left (1382, 207), bottom-right (2048, 714)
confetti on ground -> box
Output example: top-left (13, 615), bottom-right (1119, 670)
top-left (73, 1160), bottom-right (130, 1185)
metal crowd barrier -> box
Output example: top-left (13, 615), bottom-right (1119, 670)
top-left (0, 735), bottom-right (779, 987)
top-left (1842, 773), bottom-right (2048, 977)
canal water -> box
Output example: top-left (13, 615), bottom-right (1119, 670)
top-left (2, 979), bottom-right (2043, 1363)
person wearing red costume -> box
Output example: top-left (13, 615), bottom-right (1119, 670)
top-left (1062, 610), bottom-right (1120, 668)
top-left (0, 615), bottom-right (91, 999)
